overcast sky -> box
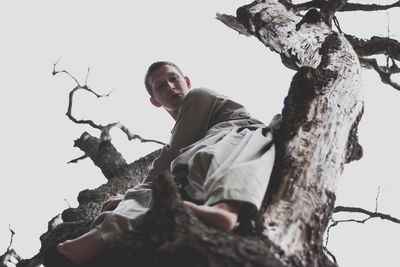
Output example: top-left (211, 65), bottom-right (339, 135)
top-left (1, 1), bottom-right (399, 266)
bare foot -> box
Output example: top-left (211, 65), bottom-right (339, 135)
top-left (57, 229), bottom-right (104, 264)
top-left (184, 201), bottom-right (241, 232)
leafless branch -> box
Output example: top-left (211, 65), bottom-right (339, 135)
top-left (53, 59), bottom-right (112, 130)
top-left (0, 226), bottom-right (22, 267)
top-left (341, 1), bottom-right (400, 12)
top-left (293, 0), bottom-right (400, 12)
top-left (85, 67), bottom-right (90, 86)
top-left (333, 206), bottom-right (400, 224)
top-left (105, 122), bottom-right (166, 145)
top-left (359, 57), bottom-right (400, 91)
top-left (375, 186), bottom-right (381, 212)
top-left (325, 206), bottom-right (400, 246)
top-left (53, 60), bottom-right (166, 146)
top-left (323, 247), bottom-right (337, 265)
top-left (344, 33), bottom-right (400, 91)
top-left (326, 186), bottom-right (400, 246)
top-left (344, 34), bottom-right (400, 61)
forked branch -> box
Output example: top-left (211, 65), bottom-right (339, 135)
top-left (325, 188), bottom-right (400, 246)
top-left (52, 59), bottom-right (167, 153)
top-left (359, 57), bottom-right (400, 91)
top-left (333, 206), bottom-right (400, 224)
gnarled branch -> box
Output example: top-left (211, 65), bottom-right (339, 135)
top-left (341, 1), bottom-right (400, 12)
top-left (52, 59), bottom-right (112, 131)
top-left (359, 57), bottom-right (400, 91)
top-left (345, 34), bottom-right (400, 61)
top-left (292, 0), bottom-right (400, 12)
top-left (53, 60), bottom-right (166, 145)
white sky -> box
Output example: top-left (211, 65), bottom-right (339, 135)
top-left (0, 1), bottom-right (399, 267)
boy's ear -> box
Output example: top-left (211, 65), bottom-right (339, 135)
top-left (150, 97), bottom-right (162, 107)
top-left (185, 76), bottom-right (191, 89)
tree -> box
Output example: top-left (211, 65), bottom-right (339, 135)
top-left (4, 1), bottom-right (399, 267)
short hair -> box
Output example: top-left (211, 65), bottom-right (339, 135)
top-left (144, 61), bottom-right (184, 97)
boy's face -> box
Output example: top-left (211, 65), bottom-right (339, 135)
top-left (148, 64), bottom-right (191, 113)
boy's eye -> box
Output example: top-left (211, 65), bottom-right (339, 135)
top-left (156, 82), bottom-right (167, 91)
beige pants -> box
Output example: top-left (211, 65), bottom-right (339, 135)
top-left (92, 125), bottom-right (274, 243)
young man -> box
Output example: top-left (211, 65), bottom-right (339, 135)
top-left (57, 61), bottom-right (275, 264)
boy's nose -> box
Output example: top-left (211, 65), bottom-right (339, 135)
top-left (167, 81), bottom-right (174, 89)
top-left (167, 82), bottom-right (177, 93)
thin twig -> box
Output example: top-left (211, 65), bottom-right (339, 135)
top-left (323, 246), bottom-right (337, 265)
top-left (375, 186), bottom-right (381, 213)
top-left (7, 225), bottom-right (15, 251)
top-left (68, 154), bottom-right (89, 164)
top-left (333, 15), bottom-right (342, 33)
top-left (85, 67), bottom-right (90, 86)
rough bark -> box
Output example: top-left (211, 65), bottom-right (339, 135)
top-left (219, 0), bottom-right (363, 265)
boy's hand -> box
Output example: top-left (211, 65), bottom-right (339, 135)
top-left (101, 195), bottom-right (124, 212)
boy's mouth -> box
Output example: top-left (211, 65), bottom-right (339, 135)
top-left (172, 93), bottom-right (182, 99)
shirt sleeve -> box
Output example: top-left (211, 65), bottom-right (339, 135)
top-left (146, 88), bottom-right (217, 179)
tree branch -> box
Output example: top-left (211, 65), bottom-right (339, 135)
top-left (293, 0), bottom-right (400, 12)
top-left (341, 1), bottom-right (400, 12)
top-left (344, 34), bottom-right (400, 61)
top-left (106, 122), bottom-right (166, 146)
top-left (53, 59), bottom-right (112, 131)
top-left (359, 57), bottom-right (400, 91)
top-left (74, 132), bottom-right (128, 180)
top-left (333, 206), bottom-right (400, 224)
top-left (53, 60), bottom-right (166, 145)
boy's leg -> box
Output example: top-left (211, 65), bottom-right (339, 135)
top-left (57, 228), bottom-right (104, 264)
top-left (184, 200), bottom-right (242, 232)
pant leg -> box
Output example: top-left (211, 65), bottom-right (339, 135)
top-left (172, 127), bottom-right (275, 217)
top-left (91, 182), bottom-right (153, 244)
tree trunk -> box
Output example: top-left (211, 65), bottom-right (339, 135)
top-left (219, 0), bottom-right (363, 265)
top-left (30, 1), bottom-right (364, 267)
